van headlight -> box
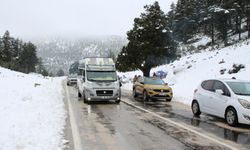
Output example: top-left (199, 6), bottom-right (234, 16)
top-left (85, 88), bottom-right (95, 95)
top-left (238, 99), bottom-right (250, 109)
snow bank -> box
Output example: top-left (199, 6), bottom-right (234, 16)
top-left (0, 67), bottom-right (66, 150)
top-left (120, 40), bottom-right (250, 106)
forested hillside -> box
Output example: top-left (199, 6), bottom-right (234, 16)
top-left (168, 0), bottom-right (250, 46)
top-left (116, 0), bottom-right (250, 76)
top-left (0, 31), bottom-right (47, 75)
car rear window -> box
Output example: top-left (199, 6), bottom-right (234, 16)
top-left (201, 80), bottom-right (214, 91)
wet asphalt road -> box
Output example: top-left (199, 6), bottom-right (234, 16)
top-left (64, 85), bottom-right (250, 150)
top-left (121, 90), bottom-right (250, 150)
top-left (65, 85), bottom-right (190, 150)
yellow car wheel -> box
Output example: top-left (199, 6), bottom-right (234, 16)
top-left (143, 91), bottom-right (149, 102)
top-left (133, 88), bottom-right (138, 98)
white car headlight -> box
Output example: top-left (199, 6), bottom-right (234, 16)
top-left (238, 99), bottom-right (250, 109)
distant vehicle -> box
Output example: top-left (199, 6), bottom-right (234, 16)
top-left (133, 76), bottom-right (173, 102)
top-left (192, 79), bottom-right (250, 126)
top-left (77, 58), bottom-right (121, 104)
top-left (67, 74), bottom-right (77, 86)
top-left (155, 70), bottom-right (167, 79)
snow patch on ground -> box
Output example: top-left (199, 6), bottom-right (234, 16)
top-left (0, 67), bottom-right (66, 150)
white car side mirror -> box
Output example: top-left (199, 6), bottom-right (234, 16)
top-left (215, 89), bottom-right (224, 95)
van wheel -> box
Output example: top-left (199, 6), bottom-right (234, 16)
top-left (225, 108), bottom-right (238, 126)
top-left (78, 90), bottom-right (82, 98)
top-left (83, 94), bottom-right (87, 103)
top-left (192, 100), bottom-right (201, 117)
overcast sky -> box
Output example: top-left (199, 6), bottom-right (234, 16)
top-left (0, 0), bottom-right (176, 39)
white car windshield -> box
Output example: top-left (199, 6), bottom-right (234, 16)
top-left (87, 71), bottom-right (117, 82)
top-left (226, 82), bottom-right (250, 96)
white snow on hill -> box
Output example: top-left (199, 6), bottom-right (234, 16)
top-left (120, 40), bottom-right (250, 106)
top-left (0, 67), bottom-right (66, 150)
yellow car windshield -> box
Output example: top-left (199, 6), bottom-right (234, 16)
top-left (144, 77), bottom-right (165, 85)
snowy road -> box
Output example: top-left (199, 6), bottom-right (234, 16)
top-left (64, 84), bottom-right (250, 150)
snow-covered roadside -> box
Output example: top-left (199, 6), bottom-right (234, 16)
top-left (0, 67), bottom-right (66, 150)
top-left (120, 41), bottom-right (250, 106)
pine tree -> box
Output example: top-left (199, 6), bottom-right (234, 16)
top-left (18, 42), bottom-right (38, 73)
top-left (69, 61), bottom-right (79, 74)
top-left (36, 57), bottom-right (48, 76)
top-left (116, 2), bottom-right (177, 76)
top-left (2, 31), bottom-right (12, 62)
top-left (56, 69), bottom-right (65, 77)
top-left (233, 2), bottom-right (243, 40)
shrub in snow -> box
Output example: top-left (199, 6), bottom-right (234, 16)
top-left (187, 65), bottom-right (192, 69)
top-left (220, 68), bottom-right (227, 75)
top-left (197, 45), bottom-right (207, 50)
top-left (228, 64), bottom-right (245, 74)
top-left (219, 59), bottom-right (225, 64)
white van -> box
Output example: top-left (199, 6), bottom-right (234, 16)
top-left (77, 58), bottom-right (121, 104)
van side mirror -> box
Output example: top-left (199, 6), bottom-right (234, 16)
top-left (215, 89), bottom-right (224, 95)
top-left (119, 81), bottom-right (122, 87)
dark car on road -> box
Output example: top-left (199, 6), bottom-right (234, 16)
top-left (67, 74), bottom-right (77, 86)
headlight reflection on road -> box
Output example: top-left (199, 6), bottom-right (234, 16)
top-left (116, 104), bottom-right (121, 110)
top-left (87, 105), bottom-right (92, 116)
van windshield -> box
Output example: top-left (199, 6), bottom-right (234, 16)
top-left (87, 71), bottom-right (117, 82)
top-left (226, 82), bottom-right (250, 96)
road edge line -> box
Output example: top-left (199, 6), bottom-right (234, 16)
top-left (65, 84), bottom-right (83, 150)
top-left (121, 99), bottom-right (238, 150)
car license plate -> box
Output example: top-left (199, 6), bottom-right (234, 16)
top-left (102, 96), bottom-right (109, 99)
top-left (159, 92), bottom-right (166, 96)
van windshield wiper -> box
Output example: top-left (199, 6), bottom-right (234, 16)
top-left (103, 80), bottom-right (117, 82)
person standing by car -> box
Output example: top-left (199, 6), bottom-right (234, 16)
top-left (133, 75), bottom-right (138, 83)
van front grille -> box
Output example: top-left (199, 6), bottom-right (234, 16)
top-left (96, 90), bottom-right (113, 96)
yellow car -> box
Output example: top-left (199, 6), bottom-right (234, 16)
top-left (133, 76), bottom-right (173, 102)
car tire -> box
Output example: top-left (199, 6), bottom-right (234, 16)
top-left (166, 98), bottom-right (172, 102)
top-left (143, 91), bottom-right (149, 102)
top-left (83, 93), bottom-right (87, 103)
top-left (115, 100), bottom-right (120, 104)
top-left (192, 100), bottom-right (201, 117)
top-left (133, 88), bottom-right (138, 98)
top-left (225, 107), bottom-right (238, 126)
top-left (83, 98), bottom-right (87, 103)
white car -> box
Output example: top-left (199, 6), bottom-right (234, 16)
top-left (192, 78), bottom-right (250, 126)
